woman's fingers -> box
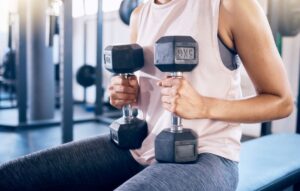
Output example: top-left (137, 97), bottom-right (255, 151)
top-left (111, 92), bottom-right (137, 101)
top-left (157, 78), bottom-right (182, 87)
top-left (109, 75), bottom-right (139, 109)
top-left (160, 87), bottom-right (178, 96)
top-left (110, 85), bottom-right (137, 94)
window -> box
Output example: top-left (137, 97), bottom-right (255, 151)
top-left (72, 0), bottom-right (123, 18)
top-left (0, 0), bottom-right (10, 33)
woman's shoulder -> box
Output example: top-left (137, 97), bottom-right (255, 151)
top-left (129, 4), bottom-right (145, 43)
top-left (220, 0), bottom-right (263, 13)
top-left (130, 3), bottom-right (145, 27)
top-left (131, 3), bottom-right (145, 20)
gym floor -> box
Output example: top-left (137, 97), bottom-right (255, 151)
top-left (0, 106), bottom-right (110, 164)
top-left (0, 123), bottom-right (109, 164)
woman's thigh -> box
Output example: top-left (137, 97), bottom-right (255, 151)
top-left (0, 134), bottom-right (144, 191)
top-left (116, 153), bottom-right (238, 191)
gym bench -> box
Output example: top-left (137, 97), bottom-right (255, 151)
top-left (237, 133), bottom-right (300, 191)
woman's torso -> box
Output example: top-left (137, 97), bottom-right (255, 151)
top-left (130, 0), bottom-right (242, 165)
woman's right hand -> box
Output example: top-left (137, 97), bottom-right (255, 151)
top-left (109, 75), bottom-right (139, 109)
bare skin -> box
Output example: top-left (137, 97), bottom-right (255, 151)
top-left (109, 0), bottom-right (294, 123)
top-left (108, 75), bottom-right (138, 109)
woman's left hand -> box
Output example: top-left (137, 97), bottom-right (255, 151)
top-left (157, 77), bottom-right (208, 120)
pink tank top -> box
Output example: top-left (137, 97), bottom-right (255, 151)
top-left (130, 0), bottom-right (242, 165)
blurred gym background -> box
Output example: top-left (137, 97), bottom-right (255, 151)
top-left (0, 0), bottom-right (299, 164)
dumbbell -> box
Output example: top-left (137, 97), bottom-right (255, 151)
top-left (154, 36), bottom-right (199, 163)
top-left (104, 44), bottom-right (148, 149)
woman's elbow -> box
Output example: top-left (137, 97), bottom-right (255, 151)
top-left (278, 94), bottom-right (294, 119)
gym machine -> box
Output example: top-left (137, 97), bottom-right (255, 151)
top-left (0, 0), bottom-right (69, 129)
top-left (0, 0), bottom-right (57, 129)
top-left (104, 44), bottom-right (147, 149)
top-left (154, 36), bottom-right (199, 163)
top-left (0, 13), bottom-right (17, 110)
top-left (75, 4), bottom-right (96, 109)
top-left (0, 0), bottom-right (110, 134)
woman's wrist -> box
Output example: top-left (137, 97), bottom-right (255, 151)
top-left (197, 96), bottom-right (228, 121)
top-left (197, 96), bottom-right (213, 120)
top-left (189, 95), bottom-right (210, 120)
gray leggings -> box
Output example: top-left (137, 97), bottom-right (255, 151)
top-left (0, 134), bottom-right (238, 191)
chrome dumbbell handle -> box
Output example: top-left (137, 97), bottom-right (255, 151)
top-left (120, 73), bottom-right (134, 122)
top-left (170, 72), bottom-right (183, 132)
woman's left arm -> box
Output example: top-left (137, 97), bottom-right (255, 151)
top-left (159, 0), bottom-right (294, 123)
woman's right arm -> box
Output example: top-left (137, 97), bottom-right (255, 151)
top-left (109, 5), bottom-right (143, 109)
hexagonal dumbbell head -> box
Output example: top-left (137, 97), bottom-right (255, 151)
top-left (155, 129), bottom-right (198, 163)
top-left (104, 44), bottom-right (144, 74)
top-left (155, 36), bottom-right (199, 72)
top-left (110, 117), bottom-right (148, 149)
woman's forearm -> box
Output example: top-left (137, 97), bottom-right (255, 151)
top-left (204, 94), bottom-right (294, 123)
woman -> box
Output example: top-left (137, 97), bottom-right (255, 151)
top-left (0, 0), bottom-right (293, 190)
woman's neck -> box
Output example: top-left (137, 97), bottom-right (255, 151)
top-left (155, 0), bottom-right (172, 5)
